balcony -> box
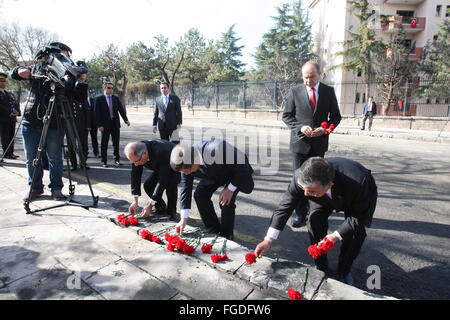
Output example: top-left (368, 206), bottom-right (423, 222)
top-left (384, 0), bottom-right (425, 4)
top-left (382, 16), bottom-right (426, 33)
top-left (404, 47), bottom-right (423, 61)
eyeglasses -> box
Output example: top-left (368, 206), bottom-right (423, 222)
top-left (133, 153), bottom-right (145, 165)
top-left (106, 87), bottom-right (114, 89)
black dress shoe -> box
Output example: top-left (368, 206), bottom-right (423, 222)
top-left (102, 162), bottom-right (108, 168)
top-left (70, 165), bottom-right (78, 171)
top-left (114, 160), bottom-right (122, 166)
top-left (291, 214), bottom-right (306, 228)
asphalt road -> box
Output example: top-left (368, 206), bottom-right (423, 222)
top-left (14, 110), bottom-right (450, 300)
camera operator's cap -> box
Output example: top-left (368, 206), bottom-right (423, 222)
top-left (0, 72), bottom-right (7, 80)
top-left (49, 42), bottom-right (72, 54)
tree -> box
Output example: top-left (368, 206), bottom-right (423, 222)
top-left (175, 28), bottom-right (210, 84)
top-left (373, 31), bottom-right (418, 113)
top-left (419, 19), bottom-right (450, 99)
top-left (330, 0), bottom-right (384, 98)
top-left (204, 25), bottom-right (245, 83)
top-left (254, 0), bottom-right (315, 82)
top-left (87, 44), bottom-right (128, 101)
top-left (0, 23), bottom-right (59, 100)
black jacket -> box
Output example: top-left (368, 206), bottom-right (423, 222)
top-left (131, 140), bottom-right (179, 201)
top-left (95, 94), bottom-right (128, 129)
top-left (180, 139), bottom-right (254, 210)
top-left (152, 94), bottom-right (182, 132)
top-left (283, 83), bottom-right (342, 155)
top-left (0, 89), bottom-right (20, 124)
top-left (269, 157), bottom-right (377, 239)
top-left (11, 66), bottom-right (74, 129)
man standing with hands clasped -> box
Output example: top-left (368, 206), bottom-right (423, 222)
top-left (153, 82), bottom-right (182, 142)
top-left (282, 61), bottom-right (342, 228)
top-left (95, 82), bottom-right (130, 168)
top-left (254, 157), bottom-right (378, 286)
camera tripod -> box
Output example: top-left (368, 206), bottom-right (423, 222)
top-left (23, 85), bottom-right (99, 214)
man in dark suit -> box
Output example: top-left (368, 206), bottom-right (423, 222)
top-left (0, 72), bottom-right (20, 159)
top-left (125, 140), bottom-right (179, 221)
top-left (152, 82), bottom-right (182, 142)
top-left (68, 73), bottom-right (91, 171)
top-left (283, 61), bottom-right (342, 228)
top-left (361, 96), bottom-right (377, 131)
top-left (95, 82), bottom-right (130, 167)
top-left (255, 157), bottom-right (377, 285)
top-left (88, 96), bottom-right (99, 157)
top-left (170, 138), bottom-right (254, 240)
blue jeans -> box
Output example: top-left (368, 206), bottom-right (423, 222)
top-left (22, 124), bottom-right (64, 191)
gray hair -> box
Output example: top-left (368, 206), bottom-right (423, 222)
top-left (134, 142), bottom-right (147, 157)
top-left (170, 144), bottom-right (198, 172)
top-left (297, 157), bottom-right (335, 188)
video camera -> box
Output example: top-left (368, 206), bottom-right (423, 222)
top-left (33, 44), bottom-right (89, 91)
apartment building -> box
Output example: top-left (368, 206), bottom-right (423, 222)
top-left (308, 0), bottom-right (449, 116)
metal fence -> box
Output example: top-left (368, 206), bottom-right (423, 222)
top-left (91, 78), bottom-right (450, 117)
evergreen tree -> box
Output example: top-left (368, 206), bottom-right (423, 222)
top-left (254, 0), bottom-right (315, 81)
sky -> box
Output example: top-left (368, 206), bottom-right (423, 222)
top-left (0, 0), bottom-right (292, 70)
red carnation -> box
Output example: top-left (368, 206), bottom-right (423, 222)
top-left (201, 244), bottom-right (213, 254)
top-left (127, 216), bottom-right (139, 226)
top-left (221, 254), bottom-right (228, 261)
top-left (287, 287), bottom-right (302, 300)
top-left (321, 122), bottom-right (329, 129)
top-left (140, 230), bottom-right (152, 240)
top-left (167, 243), bottom-right (175, 252)
top-left (245, 253), bottom-right (257, 264)
top-left (165, 233), bottom-right (173, 242)
top-left (182, 244), bottom-right (195, 255)
top-left (175, 239), bottom-right (186, 251)
top-left (317, 237), bottom-right (334, 255)
top-left (308, 245), bottom-right (321, 259)
top-left (151, 235), bottom-right (162, 244)
top-left (211, 254), bottom-right (221, 263)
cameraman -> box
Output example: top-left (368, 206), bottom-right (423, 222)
top-left (11, 42), bottom-right (77, 202)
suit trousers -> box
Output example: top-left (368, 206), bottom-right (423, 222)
top-left (306, 201), bottom-right (367, 276)
top-left (0, 122), bottom-right (11, 155)
top-left (9, 119), bottom-right (17, 154)
top-left (101, 125), bottom-right (120, 163)
top-left (362, 112), bottom-right (374, 130)
top-left (68, 128), bottom-right (88, 167)
top-left (292, 151), bottom-right (325, 218)
top-left (143, 171), bottom-right (178, 214)
top-left (89, 125), bottom-right (99, 155)
top-left (193, 178), bottom-right (239, 240)
top-left (157, 121), bottom-right (174, 141)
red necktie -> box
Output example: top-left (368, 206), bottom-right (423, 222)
top-left (310, 87), bottom-right (316, 111)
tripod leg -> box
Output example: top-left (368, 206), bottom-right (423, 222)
top-left (60, 97), bottom-right (98, 207)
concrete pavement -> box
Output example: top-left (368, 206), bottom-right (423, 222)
top-left (0, 160), bottom-right (396, 300)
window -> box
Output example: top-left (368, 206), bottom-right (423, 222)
top-left (362, 93), bottom-right (366, 103)
top-left (436, 5), bottom-right (442, 17)
top-left (433, 35), bottom-right (439, 41)
top-left (446, 6), bottom-right (450, 17)
top-left (355, 93), bottom-right (360, 103)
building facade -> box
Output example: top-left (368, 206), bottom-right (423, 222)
top-left (308, 0), bottom-right (449, 116)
